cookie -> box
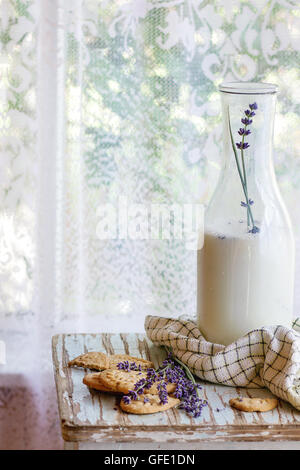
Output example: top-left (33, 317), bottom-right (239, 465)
top-left (229, 397), bottom-right (278, 412)
top-left (83, 373), bottom-right (116, 392)
top-left (98, 369), bottom-right (176, 395)
top-left (109, 354), bottom-right (154, 370)
top-left (68, 351), bottom-right (110, 370)
top-left (120, 394), bottom-right (180, 415)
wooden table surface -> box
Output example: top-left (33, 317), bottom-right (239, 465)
top-left (52, 333), bottom-right (300, 450)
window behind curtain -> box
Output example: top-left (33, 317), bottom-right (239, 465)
top-left (0, 0), bottom-right (299, 324)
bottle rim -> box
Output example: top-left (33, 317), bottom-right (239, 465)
top-left (219, 82), bottom-right (278, 95)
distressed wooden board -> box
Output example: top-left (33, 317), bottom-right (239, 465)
top-left (52, 333), bottom-right (300, 444)
top-left (66, 441), bottom-right (300, 450)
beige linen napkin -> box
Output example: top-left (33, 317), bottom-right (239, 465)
top-left (145, 315), bottom-right (300, 410)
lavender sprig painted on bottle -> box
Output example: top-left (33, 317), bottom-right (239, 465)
top-left (228, 102), bottom-right (260, 234)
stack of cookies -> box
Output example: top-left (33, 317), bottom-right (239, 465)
top-left (68, 351), bottom-right (180, 415)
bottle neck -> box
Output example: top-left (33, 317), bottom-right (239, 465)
top-left (221, 91), bottom-right (277, 187)
top-left (206, 89), bottom-right (281, 235)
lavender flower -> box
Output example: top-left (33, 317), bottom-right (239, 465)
top-left (241, 117), bottom-right (252, 125)
top-left (238, 128), bottom-right (251, 136)
top-left (121, 351), bottom-right (208, 419)
top-left (128, 390), bottom-right (138, 400)
top-left (240, 199), bottom-right (254, 207)
top-left (157, 381), bottom-right (168, 405)
top-left (228, 102), bottom-right (260, 234)
top-left (237, 104), bottom-right (257, 152)
top-left (134, 377), bottom-right (147, 394)
top-left (236, 142), bottom-right (249, 150)
top-left (249, 225), bottom-right (260, 234)
top-left (117, 361), bottom-right (142, 372)
top-left (122, 395), bottom-right (131, 404)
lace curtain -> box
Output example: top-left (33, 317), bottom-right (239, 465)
top-left (0, 0), bottom-right (300, 449)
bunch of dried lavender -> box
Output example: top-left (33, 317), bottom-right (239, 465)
top-left (118, 350), bottom-right (207, 418)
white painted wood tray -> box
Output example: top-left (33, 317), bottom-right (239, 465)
top-left (52, 333), bottom-right (300, 450)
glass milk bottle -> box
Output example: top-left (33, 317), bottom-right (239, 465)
top-left (197, 82), bottom-right (295, 345)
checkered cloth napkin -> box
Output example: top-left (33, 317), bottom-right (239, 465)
top-left (145, 315), bottom-right (300, 410)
